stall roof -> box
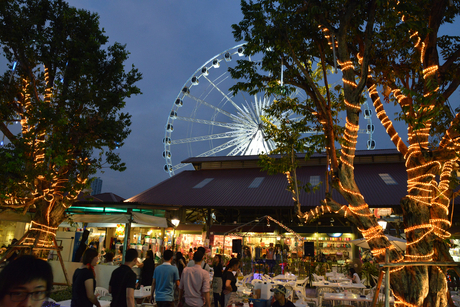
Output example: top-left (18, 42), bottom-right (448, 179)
top-left (126, 161), bottom-right (408, 208)
top-left (66, 212), bottom-right (168, 228)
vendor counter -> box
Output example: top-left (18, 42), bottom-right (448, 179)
top-left (49, 260), bottom-right (141, 289)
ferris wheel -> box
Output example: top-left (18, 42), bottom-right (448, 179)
top-left (162, 44), bottom-right (375, 177)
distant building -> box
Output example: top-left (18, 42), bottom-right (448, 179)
top-left (90, 177), bottom-right (103, 195)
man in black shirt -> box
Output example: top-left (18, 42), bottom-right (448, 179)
top-left (109, 249), bottom-right (138, 307)
top-left (270, 285), bottom-right (295, 307)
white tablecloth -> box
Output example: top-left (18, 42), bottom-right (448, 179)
top-left (313, 281), bottom-right (366, 289)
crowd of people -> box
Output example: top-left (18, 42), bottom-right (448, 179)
top-left (0, 245), bottom-right (310, 307)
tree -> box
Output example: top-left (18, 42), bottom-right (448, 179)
top-left (231, 0), bottom-right (460, 306)
top-left (0, 0), bottom-right (141, 259)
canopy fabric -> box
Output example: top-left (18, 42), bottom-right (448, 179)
top-left (0, 211), bottom-right (32, 223)
top-left (351, 235), bottom-right (406, 251)
top-left (67, 213), bottom-right (167, 228)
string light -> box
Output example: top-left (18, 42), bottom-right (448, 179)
top-left (344, 99), bottom-right (361, 111)
top-left (342, 79), bottom-right (357, 88)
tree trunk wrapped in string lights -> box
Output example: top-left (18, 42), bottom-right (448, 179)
top-left (231, 0), bottom-right (460, 306)
top-left (0, 0), bottom-right (141, 264)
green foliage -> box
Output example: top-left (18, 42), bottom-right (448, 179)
top-left (0, 0), bottom-right (142, 217)
top-left (49, 286), bottom-right (72, 302)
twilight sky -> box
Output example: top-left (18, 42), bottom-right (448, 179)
top-left (65, 1), bottom-right (245, 198)
top-left (61, 1), bottom-right (458, 199)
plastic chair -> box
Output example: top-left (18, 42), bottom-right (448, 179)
top-left (95, 287), bottom-right (110, 297)
top-left (317, 286), bottom-right (337, 307)
top-left (294, 289), bottom-right (318, 307)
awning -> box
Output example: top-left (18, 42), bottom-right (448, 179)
top-left (0, 211), bottom-right (32, 223)
top-left (65, 212), bottom-right (168, 228)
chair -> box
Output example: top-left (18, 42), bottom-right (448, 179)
top-left (140, 286), bottom-right (152, 306)
top-left (293, 277), bottom-right (309, 300)
top-left (95, 286), bottom-right (110, 297)
top-left (242, 273), bottom-right (254, 284)
top-left (284, 285), bottom-right (295, 302)
top-left (95, 287), bottom-right (112, 302)
top-left (317, 286), bottom-right (337, 307)
top-left (294, 289), bottom-right (319, 307)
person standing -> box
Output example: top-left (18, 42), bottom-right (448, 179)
top-left (178, 251), bottom-right (211, 307)
top-left (109, 249), bottom-right (138, 307)
top-left (187, 246), bottom-right (211, 272)
top-left (211, 254), bottom-right (223, 307)
top-left (222, 258), bottom-right (240, 307)
top-left (71, 248), bottom-right (101, 307)
top-left (175, 251), bottom-right (186, 278)
top-left (150, 250), bottom-right (180, 307)
top-left (139, 250), bottom-right (155, 287)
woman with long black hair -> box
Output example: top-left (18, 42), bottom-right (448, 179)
top-left (139, 250), bottom-right (155, 287)
top-left (211, 254), bottom-right (223, 307)
top-left (175, 251), bottom-right (186, 277)
top-left (222, 258), bottom-right (240, 307)
top-left (71, 248), bottom-right (101, 307)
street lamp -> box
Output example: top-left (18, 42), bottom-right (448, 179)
top-left (171, 218), bottom-right (180, 251)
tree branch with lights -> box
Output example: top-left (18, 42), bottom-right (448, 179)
top-left (232, 0), bottom-right (460, 306)
top-left (0, 0), bottom-right (141, 263)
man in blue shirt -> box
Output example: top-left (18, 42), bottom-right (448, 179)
top-left (150, 250), bottom-right (180, 307)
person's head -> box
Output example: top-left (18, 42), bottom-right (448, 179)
top-left (125, 249), bottom-right (138, 263)
top-left (0, 255), bottom-right (53, 307)
top-left (193, 251), bottom-right (204, 263)
top-left (82, 248), bottom-right (99, 266)
top-left (175, 251), bottom-right (183, 259)
top-left (226, 258), bottom-right (240, 271)
top-left (163, 249), bottom-right (174, 261)
top-left (147, 250), bottom-right (154, 259)
top-left (213, 254), bottom-right (222, 265)
top-left (349, 268), bottom-right (356, 276)
top-left (104, 252), bottom-right (114, 262)
top-left (118, 245), bottom-right (123, 253)
top-left (270, 285), bottom-right (287, 302)
top-left (197, 247), bottom-right (206, 259)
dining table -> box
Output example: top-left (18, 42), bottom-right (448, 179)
top-left (56, 299), bottom-right (111, 307)
top-left (323, 292), bottom-right (395, 306)
top-left (313, 281), bottom-right (366, 289)
top-left (272, 274), bottom-right (298, 282)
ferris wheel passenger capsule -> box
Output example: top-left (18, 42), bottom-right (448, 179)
top-left (163, 137), bottom-right (171, 144)
top-left (182, 87), bottom-right (190, 94)
top-left (164, 164), bottom-right (173, 172)
top-left (175, 99), bottom-right (183, 107)
top-left (191, 76), bottom-right (199, 85)
top-left (367, 140), bottom-right (376, 150)
top-left (224, 52), bottom-right (232, 62)
top-left (366, 124), bottom-right (375, 134)
top-left (212, 59), bottom-right (220, 68)
top-left (364, 109), bottom-right (372, 119)
top-left (166, 124), bottom-right (174, 132)
top-left (237, 47), bottom-right (244, 56)
top-left (201, 67), bottom-right (209, 76)
top-left (163, 151), bottom-right (171, 159)
top-left (170, 111), bottom-right (177, 119)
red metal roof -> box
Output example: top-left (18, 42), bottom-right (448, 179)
top-left (126, 162), bottom-right (408, 208)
